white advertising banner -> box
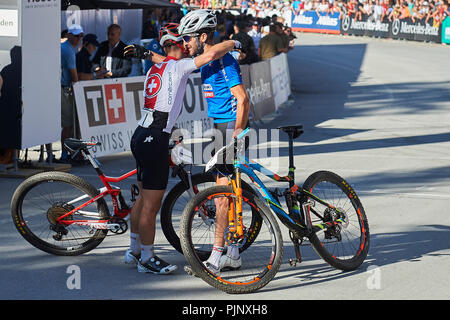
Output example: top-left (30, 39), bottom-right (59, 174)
top-left (270, 53), bottom-right (291, 110)
top-left (73, 72), bottom-right (212, 158)
top-left (0, 9), bottom-right (18, 37)
top-left (21, 0), bottom-right (61, 149)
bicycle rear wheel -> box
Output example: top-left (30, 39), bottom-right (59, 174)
top-left (11, 171), bottom-right (110, 256)
top-left (302, 170), bottom-right (370, 271)
top-left (180, 185), bottom-right (283, 294)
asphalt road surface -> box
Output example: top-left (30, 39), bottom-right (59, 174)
top-left (0, 33), bottom-right (449, 301)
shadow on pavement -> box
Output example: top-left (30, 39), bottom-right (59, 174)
top-left (260, 224), bottom-right (450, 293)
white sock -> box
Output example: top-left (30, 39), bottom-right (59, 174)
top-left (207, 245), bottom-right (224, 267)
top-left (140, 244), bottom-right (155, 264)
top-left (226, 245), bottom-right (240, 260)
top-left (129, 232), bottom-right (141, 255)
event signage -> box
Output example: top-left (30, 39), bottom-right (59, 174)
top-left (338, 13), bottom-right (441, 43)
top-left (73, 73), bottom-right (213, 157)
top-left (270, 53), bottom-right (291, 110)
top-left (442, 17), bottom-right (450, 44)
top-left (0, 9), bottom-right (18, 37)
top-left (20, 0), bottom-right (61, 149)
top-left (291, 11), bottom-right (340, 34)
top-left (289, 10), bottom-right (445, 43)
top-left (390, 18), bottom-right (441, 42)
top-left (340, 15), bottom-right (390, 38)
top-left (247, 60), bottom-right (276, 121)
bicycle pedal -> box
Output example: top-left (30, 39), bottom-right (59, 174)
top-left (184, 265), bottom-right (198, 277)
top-left (289, 258), bottom-right (300, 267)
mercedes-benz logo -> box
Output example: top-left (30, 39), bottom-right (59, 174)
top-left (392, 19), bottom-right (400, 36)
top-left (342, 16), bottom-right (350, 31)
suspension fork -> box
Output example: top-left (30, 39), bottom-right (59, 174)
top-left (230, 169), bottom-right (244, 238)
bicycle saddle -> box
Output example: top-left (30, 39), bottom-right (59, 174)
top-left (277, 125), bottom-right (304, 139)
top-left (64, 138), bottom-right (101, 153)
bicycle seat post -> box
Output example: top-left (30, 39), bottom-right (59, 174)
top-left (277, 125), bottom-right (303, 187)
top-left (82, 148), bottom-right (104, 176)
top-left (287, 132), bottom-right (295, 187)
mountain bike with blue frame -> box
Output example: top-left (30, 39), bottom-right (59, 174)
top-left (180, 125), bottom-right (370, 294)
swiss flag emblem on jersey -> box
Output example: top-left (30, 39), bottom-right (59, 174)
top-left (145, 73), bottom-right (162, 99)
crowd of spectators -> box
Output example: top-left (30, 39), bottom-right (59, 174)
top-left (141, 7), bottom-right (296, 64)
top-left (175, 0), bottom-right (449, 26)
top-left (326, 0), bottom-right (450, 25)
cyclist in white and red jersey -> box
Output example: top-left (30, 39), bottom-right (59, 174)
top-left (122, 23), bottom-right (242, 274)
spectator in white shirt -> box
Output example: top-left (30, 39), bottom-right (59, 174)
top-left (369, 0), bottom-right (384, 21)
top-left (304, 0), bottom-right (313, 11)
top-left (248, 21), bottom-right (262, 50)
top-left (316, 0), bottom-right (330, 15)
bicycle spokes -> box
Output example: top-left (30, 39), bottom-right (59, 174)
top-left (306, 179), bottom-right (367, 261)
top-left (18, 180), bottom-right (107, 247)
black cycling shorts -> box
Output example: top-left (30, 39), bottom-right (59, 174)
top-left (212, 120), bottom-right (236, 155)
top-left (130, 126), bottom-right (170, 190)
top-left (212, 120), bottom-right (250, 154)
top-left (211, 120), bottom-right (250, 176)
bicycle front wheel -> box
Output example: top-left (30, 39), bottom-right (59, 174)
top-left (11, 171), bottom-right (110, 256)
top-left (302, 170), bottom-right (370, 271)
top-left (161, 172), bottom-right (260, 259)
top-left (180, 185), bottom-right (283, 294)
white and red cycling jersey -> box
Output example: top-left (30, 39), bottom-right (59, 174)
top-left (138, 56), bottom-right (197, 133)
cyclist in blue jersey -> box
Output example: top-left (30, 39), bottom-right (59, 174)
top-left (179, 10), bottom-right (251, 275)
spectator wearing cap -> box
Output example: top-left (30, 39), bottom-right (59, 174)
top-left (59, 23), bottom-right (83, 162)
top-left (76, 34), bottom-right (107, 81)
top-left (418, 1), bottom-right (430, 20)
top-left (232, 20), bottom-right (258, 65)
top-left (248, 21), bottom-right (262, 50)
top-left (92, 24), bottom-right (132, 78)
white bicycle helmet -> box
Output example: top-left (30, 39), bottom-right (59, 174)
top-left (178, 9), bottom-right (217, 35)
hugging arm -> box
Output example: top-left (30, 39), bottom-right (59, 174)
top-left (193, 40), bottom-right (238, 69)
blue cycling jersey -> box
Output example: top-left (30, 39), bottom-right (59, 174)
top-left (200, 52), bottom-right (243, 123)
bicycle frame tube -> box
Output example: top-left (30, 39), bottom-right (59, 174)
top-left (234, 156), bottom-right (303, 230)
top-left (234, 155), bottom-right (343, 234)
top-left (56, 169), bottom-right (137, 224)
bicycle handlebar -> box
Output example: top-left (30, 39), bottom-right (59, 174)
top-left (237, 127), bottom-right (250, 140)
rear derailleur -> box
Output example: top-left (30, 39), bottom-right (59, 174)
top-left (323, 208), bottom-right (345, 241)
